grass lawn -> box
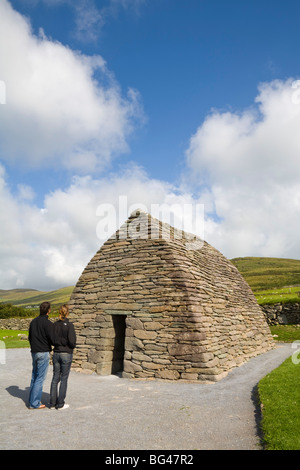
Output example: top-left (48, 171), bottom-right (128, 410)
top-left (258, 356), bottom-right (300, 450)
top-left (270, 325), bottom-right (300, 342)
top-left (255, 286), bottom-right (300, 305)
top-left (258, 325), bottom-right (300, 450)
top-left (0, 330), bottom-right (29, 348)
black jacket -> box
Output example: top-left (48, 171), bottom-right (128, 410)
top-left (28, 315), bottom-right (54, 353)
top-left (53, 318), bottom-right (76, 354)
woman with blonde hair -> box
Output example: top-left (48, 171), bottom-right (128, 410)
top-left (50, 304), bottom-right (76, 410)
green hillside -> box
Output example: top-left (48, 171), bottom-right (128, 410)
top-left (231, 257), bottom-right (300, 291)
top-left (231, 257), bottom-right (300, 304)
top-left (0, 286), bottom-right (74, 312)
top-left (0, 288), bottom-right (41, 303)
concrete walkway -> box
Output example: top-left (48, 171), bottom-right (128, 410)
top-left (0, 344), bottom-right (293, 450)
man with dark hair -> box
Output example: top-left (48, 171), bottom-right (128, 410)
top-left (28, 302), bottom-right (54, 409)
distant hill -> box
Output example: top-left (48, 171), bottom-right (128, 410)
top-left (0, 286), bottom-right (74, 311)
top-left (0, 288), bottom-right (39, 302)
top-left (231, 257), bottom-right (300, 291)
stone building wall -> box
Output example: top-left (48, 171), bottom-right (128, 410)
top-left (69, 211), bottom-right (274, 382)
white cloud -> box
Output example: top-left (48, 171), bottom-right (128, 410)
top-left (109, 0), bottom-right (146, 13)
top-left (17, 184), bottom-right (36, 201)
top-left (25, 0), bottom-right (146, 42)
top-left (72, 0), bottom-right (105, 42)
top-left (3, 77), bottom-right (300, 290)
top-left (0, 0), bottom-right (143, 172)
top-left (185, 78), bottom-right (300, 259)
top-left (20, 0), bottom-right (104, 42)
top-left (0, 163), bottom-right (204, 289)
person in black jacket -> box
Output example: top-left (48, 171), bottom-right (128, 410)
top-left (50, 304), bottom-right (76, 410)
top-left (28, 301), bottom-right (54, 409)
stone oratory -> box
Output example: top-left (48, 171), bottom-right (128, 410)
top-left (69, 210), bottom-right (274, 382)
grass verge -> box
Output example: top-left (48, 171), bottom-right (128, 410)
top-left (270, 325), bottom-right (300, 342)
top-left (255, 286), bottom-right (300, 305)
top-left (258, 356), bottom-right (300, 450)
top-left (0, 330), bottom-right (29, 348)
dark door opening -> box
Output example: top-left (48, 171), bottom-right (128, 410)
top-left (111, 315), bottom-right (126, 375)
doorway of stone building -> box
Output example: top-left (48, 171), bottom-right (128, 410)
top-left (111, 315), bottom-right (126, 375)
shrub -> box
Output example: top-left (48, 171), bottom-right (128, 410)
top-left (0, 303), bottom-right (36, 319)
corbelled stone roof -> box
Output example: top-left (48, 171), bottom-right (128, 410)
top-left (69, 210), bottom-right (274, 382)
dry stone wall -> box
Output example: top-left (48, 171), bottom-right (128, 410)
top-left (0, 318), bottom-right (33, 330)
top-left (261, 302), bottom-right (300, 325)
top-left (69, 211), bottom-right (274, 382)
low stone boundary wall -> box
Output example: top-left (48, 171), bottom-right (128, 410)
top-left (261, 303), bottom-right (300, 325)
top-left (0, 318), bottom-right (33, 330)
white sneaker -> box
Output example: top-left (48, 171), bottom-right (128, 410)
top-left (58, 404), bottom-right (69, 410)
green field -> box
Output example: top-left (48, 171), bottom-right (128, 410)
top-left (258, 356), bottom-right (300, 450)
top-left (254, 286), bottom-right (300, 305)
top-left (231, 257), bottom-right (300, 304)
top-left (231, 257), bottom-right (300, 290)
top-left (0, 330), bottom-right (30, 348)
top-left (270, 325), bottom-right (300, 342)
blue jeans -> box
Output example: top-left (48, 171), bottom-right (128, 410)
top-left (50, 353), bottom-right (73, 409)
top-left (29, 352), bottom-right (50, 408)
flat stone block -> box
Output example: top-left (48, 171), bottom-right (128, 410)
top-left (96, 362), bottom-right (112, 375)
top-left (125, 336), bottom-right (144, 351)
top-left (181, 372), bottom-right (198, 380)
top-left (100, 328), bottom-right (115, 338)
top-left (155, 370), bottom-right (180, 380)
top-left (134, 330), bottom-right (157, 340)
top-left (88, 350), bottom-right (113, 363)
top-left (123, 360), bottom-right (143, 373)
top-left (168, 344), bottom-right (206, 356)
top-left (142, 361), bottom-right (162, 370)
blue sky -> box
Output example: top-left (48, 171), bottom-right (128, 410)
top-left (10, 0), bottom-right (300, 187)
top-left (1, 0), bottom-right (300, 289)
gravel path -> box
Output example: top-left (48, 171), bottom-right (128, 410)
top-left (0, 344), bottom-right (293, 450)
